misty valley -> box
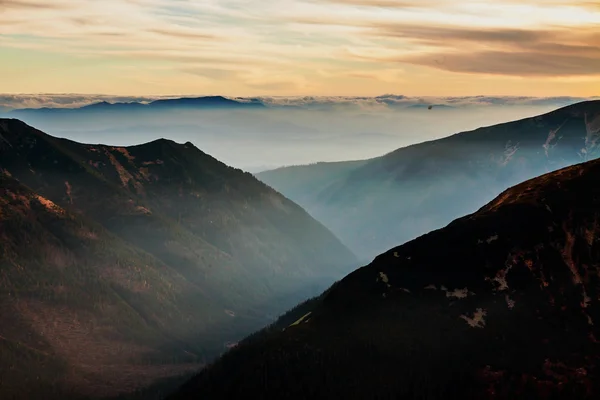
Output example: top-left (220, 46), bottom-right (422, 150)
top-left (1, 97), bottom-right (600, 400)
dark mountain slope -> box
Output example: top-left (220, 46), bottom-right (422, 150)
top-left (172, 157), bottom-right (600, 400)
top-left (0, 119), bottom-right (357, 398)
top-left (257, 100), bottom-right (600, 258)
top-left (0, 175), bottom-right (206, 399)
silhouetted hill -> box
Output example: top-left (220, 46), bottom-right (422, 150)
top-left (257, 100), bottom-right (600, 258)
top-left (171, 157), bottom-right (600, 400)
top-left (7, 96), bottom-right (265, 115)
top-left (0, 119), bottom-right (357, 398)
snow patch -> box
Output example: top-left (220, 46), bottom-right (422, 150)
top-left (377, 271), bottom-right (391, 288)
top-left (378, 272), bottom-right (389, 283)
top-left (542, 121), bottom-right (566, 157)
top-left (65, 181), bottom-right (73, 204)
top-left (0, 131), bottom-right (12, 147)
top-left (424, 284), bottom-right (437, 290)
top-left (460, 308), bottom-right (487, 328)
top-left (35, 195), bottom-right (64, 215)
top-left (505, 294), bottom-right (515, 310)
top-left (486, 265), bottom-right (512, 291)
top-left (486, 235), bottom-right (498, 244)
top-left (582, 291), bottom-right (591, 308)
top-left (445, 288), bottom-right (469, 299)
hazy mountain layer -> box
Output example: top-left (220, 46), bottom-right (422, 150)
top-left (8, 96), bottom-right (265, 114)
top-left (172, 157), bottom-right (600, 400)
top-left (258, 100), bottom-right (600, 259)
top-left (0, 119), bottom-right (357, 398)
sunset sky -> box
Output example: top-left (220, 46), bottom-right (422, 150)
top-left (1, 0), bottom-right (599, 96)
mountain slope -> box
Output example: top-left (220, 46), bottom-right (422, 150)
top-left (0, 174), bottom-right (206, 399)
top-left (255, 160), bottom-right (369, 206)
top-left (257, 100), bottom-right (600, 258)
top-left (172, 157), bottom-right (600, 400)
top-left (0, 119), bottom-right (357, 398)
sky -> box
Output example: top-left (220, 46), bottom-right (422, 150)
top-left (0, 0), bottom-right (599, 96)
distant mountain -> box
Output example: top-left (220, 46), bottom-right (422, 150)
top-left (7, 96), bottom-right (265, 114)
top-left (171, 157), bottom-right (600, 400)
top-left (0, 119), bottom-right (357, 399)
top-left (257, 100), bottom-right (600, 258)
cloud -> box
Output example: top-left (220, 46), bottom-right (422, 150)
top-left (317, 0), bottom-right (441, 8)
top-left (1, 93), bottom-right (597, 112)
top-left (0, 0), bottom-right (69, 9)
top-left (401, 51), bottom-right (600, 77)
top-left (354, 25), bottom-right (600, 77)
top-left (146, 28), bottom-right (220, 40)
top-left (1, 0), bottom-right (599, 95)
top-left (181, 67), bottom-right (241, 80)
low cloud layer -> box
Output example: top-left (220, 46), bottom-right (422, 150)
top-left (0, 94), bottom-right (597, 111)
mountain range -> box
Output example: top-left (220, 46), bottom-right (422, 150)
top-left (257, 100), bottom-right (600, 259)
top-left (3, 100), bottom-right (600, 400)
top-left (171, 155), bottom-right (600, 400)
top-left (0, 118), bottom-right (357, 399)
top-left (7, 96), bottom-right (266, 115)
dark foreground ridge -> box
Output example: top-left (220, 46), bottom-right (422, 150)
top-left (172, 158), bottom-right (600, 399)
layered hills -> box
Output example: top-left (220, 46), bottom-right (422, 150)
top-left (257, 100), bottom-right (600, 259)
top-left (172, 156), bottom-right (600, 400)
top-left (0, 119), bottom-right (357, 399)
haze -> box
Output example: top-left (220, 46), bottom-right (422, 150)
top-left (3, 96), bottom-right (594, 171)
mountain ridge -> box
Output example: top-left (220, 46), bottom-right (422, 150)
top-left (0, 118), bottom-right (357, 399)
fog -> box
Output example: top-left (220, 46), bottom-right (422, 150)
top-left (5, 104), bottom-right (567, 172)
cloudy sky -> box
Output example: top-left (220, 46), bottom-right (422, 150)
top-left (1, 0), bottom-right (599, 96)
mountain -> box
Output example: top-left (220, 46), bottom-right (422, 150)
top-left (0, 119), bottom-right (357, 399)
top-left (257, 100), bottom-right (600, 258)
top-left (255, 160), bottom-right (369, 209)
top-left (6, 96), bottom-right (265, 114)
top-left (171, 157), bottom-right (600, 400)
